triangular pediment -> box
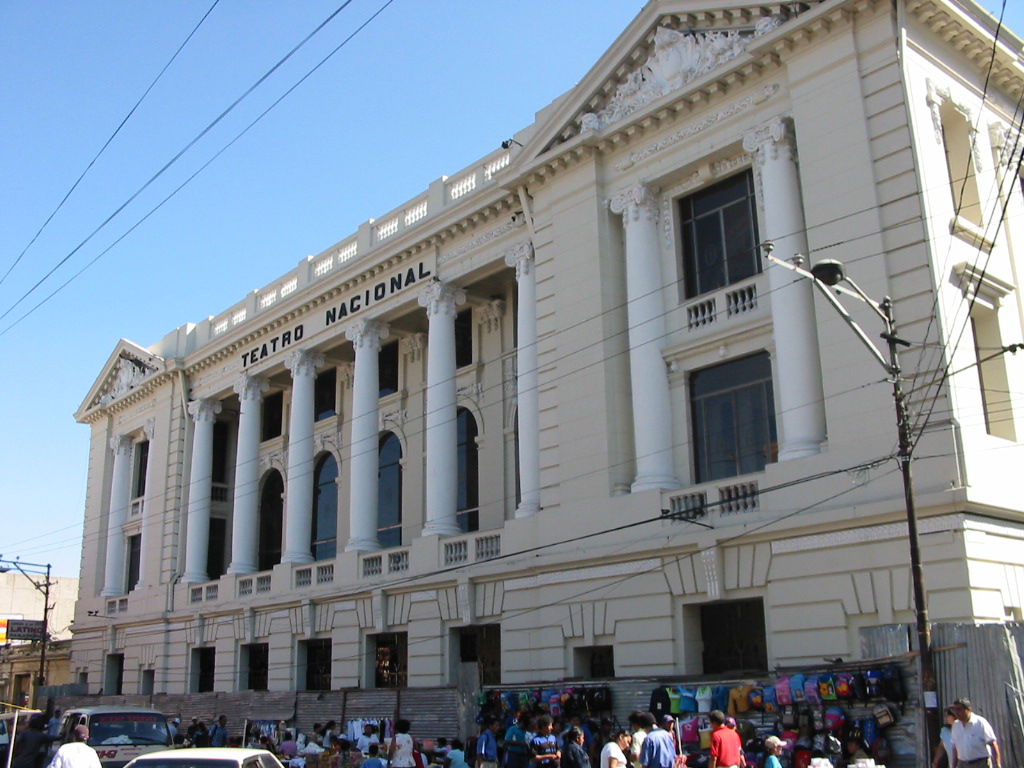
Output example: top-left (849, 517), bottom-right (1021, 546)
top-left (510, 0), bottom-right (813, 165)
top-left (76, 339), bottom-right (166, 421)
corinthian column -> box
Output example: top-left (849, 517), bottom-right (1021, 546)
top-left (743, 117), bottom-right (826, 460)
top-left (609, 183), bottom-right (680, 492)
top-left (419, 279), bottom-right (466, 537)
top-left (282, 348), bottom-right (325, 564)
top-left (345, 319), bottom-right (389, 552)
top-left (228, 373), bottom-right (268, 574)
top-left (101, 435), bottom-right (134, 597)
top-left (505, 243), bottom-right (540, 517)
top-left (183, 398), bottom-right (222, 583)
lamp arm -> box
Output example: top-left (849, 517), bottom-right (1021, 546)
top-left (809, 279), bottom-right (894, 374)
top-left (840, 276), bottom-right (889, 324)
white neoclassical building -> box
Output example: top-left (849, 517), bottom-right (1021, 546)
top-left (72, 0), bottom-right (1024, 706)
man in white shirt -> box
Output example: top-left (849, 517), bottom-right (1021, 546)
top-left (48, 726), bottom-right (100, 768)
top-left (950, 698), bottom-right (1001, 768)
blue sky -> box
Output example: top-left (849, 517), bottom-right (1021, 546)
top-left (1, 1), bottom-right (1020, 576)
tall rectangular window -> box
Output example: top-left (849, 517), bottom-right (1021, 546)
top-left (315, 368), bottom-right (337, 421)
top-left (691, 352), bottom-right (777, 482)
top-left (211, 421), bottom-right (230, 485)
top-left (301, 639), bottom-right (332, 691)
top-left (262, 392), bottom-right (284, 441)
top-left (379, 341), bottom-right (399, 397)
top-left (971, 308), bottom-right (1015, 440)
top-left (126, 534), bottom-right (141, 591)
top-left (192, 647), bottom-right (216, 692)
top-left (454, 308), bottom-right (473, 368)
top-left (104, 653), bottom-right (124, 695)
top-left (373, 632), bottom-right (407, 688)
top-left (940, 102), bottom-right (983, 227)
top-left (680, 171), bottom-right (760, 298)
top-left (699, 598), bottom-right (767, 674)
top-left (242, 643), bottom-right (269, 691)
top-left (132, 441), bottom-right (149, 499)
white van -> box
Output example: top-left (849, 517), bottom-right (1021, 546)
top-left (56, 707), bottom-right (171, 768)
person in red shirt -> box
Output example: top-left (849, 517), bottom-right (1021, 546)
top-left (708, 711), bottom-right (744, 768)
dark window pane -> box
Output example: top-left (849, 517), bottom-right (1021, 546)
top-left (691, 352), bottom-right (776, 482)
top-left (456, 408), bottom-right (479, 532)
top-left (194, 647), bottom-right (215, 692)
top-left (315, 368), bottom-right (337, 421)
top-left (258, 471), bottom-right (284, 571)
top-left (700, 598), bottom-right (767, 674)
top-left (379, 341), bottom-right (399, 397)
top-left (680, 170), bottom-right (760, 298)
top-left (377, 433), bottom-right (402, 547)
top-left (132, 441), bottom-right (149, 498)
top-left (244, 643), bottom-right (268, 691)
top-left (126, 534), bottom-right (141, 591)
top-left (455, 309), bottom-right (473, 368)
top-left (262, 392), bottom-right (283, 441)
top-left (302, 638), bottom-right (332, 691)
top-left (312, 454), bottom-right (338, 560)
top-left (211, 421), bottom-right (230, 484)
top-left (207, 517), bottom-right (227, 579)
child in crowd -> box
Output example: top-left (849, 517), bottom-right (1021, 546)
top-left (362, 744), bottom-right (386, 768)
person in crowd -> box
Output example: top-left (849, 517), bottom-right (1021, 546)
top-left (357, 726), bottom-right (380, 755)
top-left (561, 728), bottom-right (590, 768)
top-left (193, 721), bottom-right (210, 748)
top-left (47, 712), bottom-right (62, 739)
top-left (446, 740), bottom-right (469, 768)
top-left (932, 708), bottom-right (958, 768)
top-left (13, 713), bottom-right (58, 768)
top-left (280, 731), bottom-right (300, 759)
top-left (659, 718), bottom-right (678, 758)
top-left (186, 718), bottom-right (201, 744)
top-left (477, 718), bottom-right (500, 768)
top-left (763, 736), bottom-right (785, 768)
top-left (209, 716), bottom-right (228, 748)
top-left (323, 723), bottom-right (338, 747)
top-left (504, 714), bottom-right (531, 768)
top-left (47, 726), bottom-right (100, 768)
top-left (530, 716), bottom-right (560, 768)
top-left (950, 698), bottom-right (1001, 768)
top-left (361, 745), bottom-right (385, 768)
top-left (166, 718), bottom-right (179, 744)
top-left (626, 713), bottom-right (646, 768)
top-left (562, 718), bottom-right (593, 761)
top-left (599, 731), bottom-right (631, 768)
top-left (388, 720), bottom-right (416, 768)
top-left (638, 713), bottom-right (675, 768)
top-left (707, 711), bottom-right (742, 768)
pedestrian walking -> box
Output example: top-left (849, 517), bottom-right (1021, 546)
top-left (707, 711), bottom-right (742, 768)
top-left (47, 726), bottom-right (100, 768)
top-left (560, 728), bottom-right (590, 768)
top-left (210, 716), bottom-right (228, 748)
top-left (950, 698), bottom-right (1001, 768)
top-left (13, 714), bottom-right (57, 768)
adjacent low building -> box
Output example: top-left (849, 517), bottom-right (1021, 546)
top-left (71, 0), bottom-right (1024, 718)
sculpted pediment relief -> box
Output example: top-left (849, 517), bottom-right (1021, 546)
top-left (579, 19), bottom-right (780, 134)
top-left (100, 354), bottom-right (161, 406)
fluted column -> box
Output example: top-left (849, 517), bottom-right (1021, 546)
top-left (345, 319), bottom-right (389, 552)
top-left (138, 420), bottom-right (155, 587)
top-left (419, 280), bottom-right (466, 536)
top-left (505, 243), bottom-right (541, 517)
top-left (183, 398), bottom-right (222, 583)
top-left (101, 435), bottom-right (134, 597)
top-left (228, 373), bottom-right (268, 574)
top-left (283, 348), bottom-right (325, 564)
top-left (609, 183), bottom-right (681, 492)
top-left (744, 118), bottom-right (826, 460)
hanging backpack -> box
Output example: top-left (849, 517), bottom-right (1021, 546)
top-left (762, 685), bottom-right (777, 713)
top-left (834, 672), bottom-right (854, 700)
top-left (873, 703), bottom-right (897, 729)
top-left (864, 670), bottom-right (883, 698)
top-left (882, 666), bottom-right (905, 702)
top-left (859, 717), bottom-right (879, 747)
top-left (803, 677), bottom-right (821, 707)
top-left (748, 687), bottom-right (764, 711)
top-left (851, 672), bottom-right (868, 701)
top-left (780, 705), bottom-right (797, 729)
top-left (817, 674), bottom-right (837, 701)
top-left (775, 676), bottom-right (793, 706)
top-left (824, 706), bottom-right (846, 733)
top-left (789, 674), bottom-right (807, 704)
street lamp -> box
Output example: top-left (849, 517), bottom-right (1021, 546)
top-left (0, 557), bottom-right (53, 703)
top-left (761, 244), bottom-right (939, 758)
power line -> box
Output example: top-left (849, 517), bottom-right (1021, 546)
top-left (0, 0), bottom-right (222, 289)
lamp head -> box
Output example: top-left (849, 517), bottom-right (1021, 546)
top-left (811, 258), bottom-right (846, 286)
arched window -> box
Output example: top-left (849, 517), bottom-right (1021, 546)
top-left (457, 407), bottom-right (479, 532)
top-left (257, 470), bottom-right (284, 571)
top-left (311, 453), bottom-right (338, 560)
top-left (377, 433), bottom-right (402, 548)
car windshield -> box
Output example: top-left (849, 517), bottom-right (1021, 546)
top-left (88, 714), bottom-right (170, 746)
top-left (133, 761), bottom-right (238, 768)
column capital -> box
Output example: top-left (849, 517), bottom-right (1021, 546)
top-left (187, 398), bottom-right (222, 423)
top-left (234, 372), bottom-right (270, 401)
top-left (109, 434), bottom-right (133, 456)
top-left (742, 116), bottom-right (795, 166)
top-left (418, 279), bottom-right (466, 318)
top-left (345, 318), bottom-right (390, 351)
top-left (503, 242), bottom-right (535, 279)
top-left (609, 182), bottom-right (659, 225)
top-left (285, 348), bottom-right (325, 379)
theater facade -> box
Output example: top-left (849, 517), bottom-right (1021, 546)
top-left (72, 0), bottom-right (1024, 703)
